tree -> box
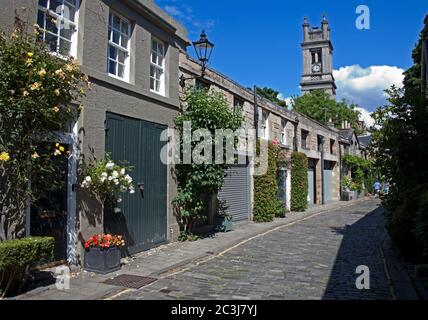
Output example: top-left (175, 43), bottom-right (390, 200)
top-left (291, 90), bottom-right (362, 134)
top-left (0, 20), bottom-right (90, 240)
top-left (173, 88), bottom-right (242, 239)
top-left (256, 87), bottom-right (287, 107)
top-left (371, 16), bottom-right (428, 258)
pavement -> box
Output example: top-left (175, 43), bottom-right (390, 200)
top-left (13, 198), bottom-right (420, 300)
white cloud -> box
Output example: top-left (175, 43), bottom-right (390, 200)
top-left (158, 2), bottom-right (215, 34)
top-left (355, 107), bottom-right (375, 129)
top-left (334, 65), bottom-right (405, 112)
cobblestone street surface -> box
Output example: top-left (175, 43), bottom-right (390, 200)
top-left (114, 200), bottom-right (393, 300)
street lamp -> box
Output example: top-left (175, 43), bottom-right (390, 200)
top-left (180, 30), bottom-right (214, 88)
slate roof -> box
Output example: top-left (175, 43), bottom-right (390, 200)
top-left (358, 135), bottom-right (372, 147)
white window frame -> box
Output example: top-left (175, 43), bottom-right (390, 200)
top-left (261, 111), bottom-right (269, 140)
top-left (107, 11), bottom-right (131, 81)
top-left (281, 119), bottom-right (287, 145)
top-left (37, 0), bottom-right (80, 58)
top-left (150, 37), bottom-right (166, 96)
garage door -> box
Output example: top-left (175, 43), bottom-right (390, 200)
top-left (104, 113), bottom-right (167, 254)
top-left (323, 161), bottom-right (335, 203)
top-left (307, 168), bottom-right (315, 205)
top-left (218, 165), bottom-right (250, 223)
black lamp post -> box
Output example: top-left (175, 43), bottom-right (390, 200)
top-left (180, 30), bottom-right (214, 88)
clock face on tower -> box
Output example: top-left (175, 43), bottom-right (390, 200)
top-left (312, 63), bottom-right (322, 73)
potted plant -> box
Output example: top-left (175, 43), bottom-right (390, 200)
top-left (79, 155), bottom-right (135, 273)
top-left (215, 200), bottom-right (233, 232)
top-left (341, 177), bottom-right (355, 201)
top-left (83, 234), bottom-right (125, 274)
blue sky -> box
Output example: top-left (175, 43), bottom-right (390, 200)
top-left (157, 0), bottom-right (427, 114)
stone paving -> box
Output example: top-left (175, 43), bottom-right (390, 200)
top-left (113, 200), bottom-right (393, 300)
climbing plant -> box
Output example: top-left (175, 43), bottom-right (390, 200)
top-left (253, 141), bottom-right (285, 222)
top-left (173, 88), bottom-right (242, 240)
top-left (290, 152), bottom-right (308, 212)
top-left (342, 154), bottom-right (372, 193)
top-left (0, 20), bottom-right (90, 240)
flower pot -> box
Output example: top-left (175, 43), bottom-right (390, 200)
top-left (215, 216), bottom-right (233, 232)
top-left (84, 247), bottom-right (121, 274)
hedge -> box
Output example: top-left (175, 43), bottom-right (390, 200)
top-left (291, 152), bottom-right (308, 212)
top-left (253, 141), bottom-right (285, 222)
top-left (0, 237), bottom-right (54, 297)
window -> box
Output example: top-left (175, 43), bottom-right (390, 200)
top-left (37, 0), bottom-right (79, 56)
top-left (150, 37), bottom-right (165, 95)
top-left (233, 97), bottom-right (244, 114)
top-left (281, 119), bottom-right (287, 145)
top-left (330, 139), bottom-right (335, 155)
top-left (311, 49), bottom-right (322, 64)
top-left (261, 111), bottom-right (269, 140)
top-left (317, 135), bottom-right (324, 152)
top-left (301, 129), bottom-right (309, 149)
top-left (108, 12), bottom-right (130, 80)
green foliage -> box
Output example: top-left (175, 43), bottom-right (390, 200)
top-left (342, 154), bottom-right (372, 193)
top-left (372, 17), bottom-right (428, 259)
top-left (291, 90), bottom-right (363, 134)
top-left (0, 21), bottom-right (89, 240)
top-left (173, 88), bottom-right (242, 236)
top-left (0, 237), bottom-right (54, 297)
top-left (290, 152), bottom-right (308, 212)
top-left (255, 87), bottom-right (287, 107)
top-left (253, 141), bottom-right (285, 222)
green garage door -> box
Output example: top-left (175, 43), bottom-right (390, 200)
top-left (105, 113), bottom-right (167, 254)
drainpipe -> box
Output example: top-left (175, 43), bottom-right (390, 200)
top-left (253, 85), bottom-right (259, 141)
top-left (293, 116), bottom-right (299, 152)
top-left (320, 137), bottom-right (325, 205)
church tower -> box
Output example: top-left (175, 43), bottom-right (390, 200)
top-left (300, 16), bottom-right (337, 98)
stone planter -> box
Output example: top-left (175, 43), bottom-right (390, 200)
top-left (215, 216), bottom-right (233, 232)
top-left (84, 247), bottom-right (121, 274)
top-left (342, 190), bottom-right (355, 201)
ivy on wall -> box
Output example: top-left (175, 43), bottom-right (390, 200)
top-left (342, 154), bottom-right (372, 193)
top-left (253, 141), bottom-right (285, 222)
top-left (291, 152), bottom-right (308, 212)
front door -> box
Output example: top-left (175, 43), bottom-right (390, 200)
top-left (105, 113), bottom-right (167, 254)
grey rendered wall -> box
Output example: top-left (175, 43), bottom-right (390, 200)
top-left (75, 0), bottom-right (186, 262)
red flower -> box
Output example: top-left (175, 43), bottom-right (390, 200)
top-left (84, 242), bottom-right (90, 249)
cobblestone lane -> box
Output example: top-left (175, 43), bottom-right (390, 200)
top-left (115, 200), bottom-right (392, 300)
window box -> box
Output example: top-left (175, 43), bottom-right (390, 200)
top-left (84, 247), bottom-right (121, 274)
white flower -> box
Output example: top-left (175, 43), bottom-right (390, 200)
top-left (129, 187), bottom-right (135, 194)
top-left (125, 175), bottom-right (133, 183)
top-left (108, 176), bottom-right (114, 181)
top-left (117, 197), bottom-right (122, 203)
top-left (81, 181), bottom-right (88, 188)
top-left (114, 208), bottom-right (121, 214)
top-left (101, 172), bottom-right (108, 178)
top-left (114, 179), bottom-right (120, 185)
top-left (120, 186), bottom-right (127, 192)
top-left (100, 177), bottom-right (106, 183)
top-left (120, 168), bottom-right (126, 175)
top-left (112, 171), bottom-right (119, 178)
top-left (85, 176), bottom-right (92, 183)
top-left (106, 162), bottom-right (114, 170)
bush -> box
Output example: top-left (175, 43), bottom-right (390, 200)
top-left (253, 141), bottom-right (285, 222)
top-left (291, 152), bottom-right (308, 212)
top-left (0, 237), bottom-right (54, 297)
top-left (173, 88), bottom-right (242, 236)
